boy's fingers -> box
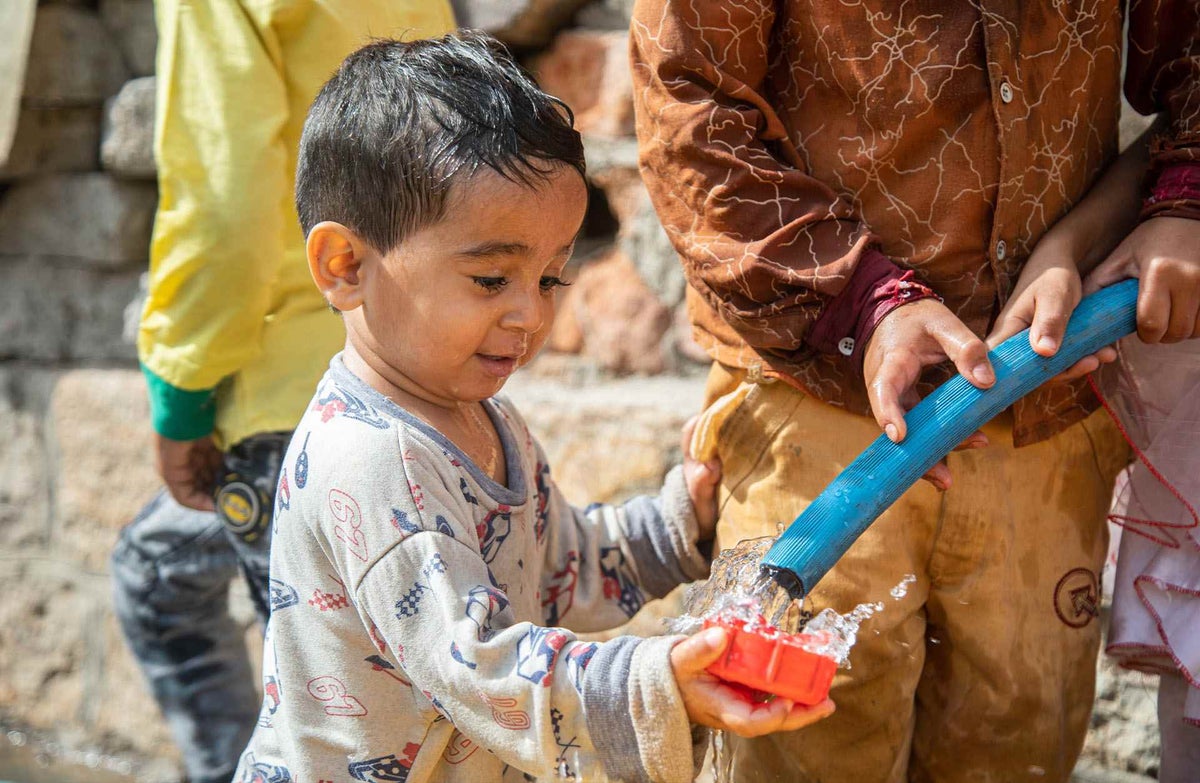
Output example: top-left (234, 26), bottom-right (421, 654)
top-left (1136, 275), bottom-right (1172, 343)
top-left (671, 627), bottom-right (728, 674)
top-left (1028, 290), bottom-right (1075, 357)
top-left (780, 699), bottom-right (836, 731)
top-left (985, 311), bottom-right (1028, 350)
top-left (1082, 251), bottom-right (1133, 295)
top-left (1166, 287), bottom-right (1200, 343)
top-left (681, 415), bottom-right (701, 457)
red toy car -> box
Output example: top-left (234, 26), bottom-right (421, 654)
top-left (704, 616), bottom-right (838, 706)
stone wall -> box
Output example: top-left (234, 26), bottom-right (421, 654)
top-left (0, 1), bottom-right (1162, 781)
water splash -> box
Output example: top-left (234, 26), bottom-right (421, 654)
top-left (674, 537), bottom-right (912, 668)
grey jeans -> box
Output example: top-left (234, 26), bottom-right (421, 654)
top-left (110, 432), bottom-right (290, 783)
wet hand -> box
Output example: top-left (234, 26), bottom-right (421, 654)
top-left (153, 432), bottom-right (222, 512)
top-left (681, 415), bottom-right (721, 539)
top-left (862, 299), bottom-right (993, 490)
top-left (670, 627), bottom-right (835, 737)
top-left (1084, 217), bottom-right (1200, 343)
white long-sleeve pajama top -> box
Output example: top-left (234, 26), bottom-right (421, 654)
top-left (234, 356), bottom-right (711, 783)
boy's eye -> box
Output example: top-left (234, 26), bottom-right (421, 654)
top-left (539, 276), bottom-right (571, 292)
top-left (472, 276), bottom-right (508, 292)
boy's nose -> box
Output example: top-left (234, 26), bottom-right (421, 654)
top-left (500, 288), bottom-right (547, 333)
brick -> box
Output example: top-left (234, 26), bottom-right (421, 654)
top-left (99, 0), bottom-right (157, 77)
top-left (0, 105), bottom-right (101, 180)
top-left (22, 5), bottom-right (129, 108)
top-left (0, 173), bottom-right (156, 265)
top-left (0, 258), bottom-right (142, 362)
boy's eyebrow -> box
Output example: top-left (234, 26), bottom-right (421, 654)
top-left (458, 241), bottom-right (532, 258)
top-left (457, 232), bottom-right (581, 260)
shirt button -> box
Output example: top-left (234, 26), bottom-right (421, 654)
top-left (996, 239), bottom-right (1008, 261)
top-left (838, 337), bottom-right (856, 356)
top-left (999, 81), bottom-right (1014, 103)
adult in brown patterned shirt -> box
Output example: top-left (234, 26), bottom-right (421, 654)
top-left (632, 2), bottom-right (1200, 781)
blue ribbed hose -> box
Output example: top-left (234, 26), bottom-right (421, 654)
top-left (760, 278), bottom-right (1140, 598)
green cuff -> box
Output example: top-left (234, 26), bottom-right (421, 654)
top-left (141, 363), bottom-right (218, 441)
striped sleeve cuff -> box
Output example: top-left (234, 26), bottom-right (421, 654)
top-left (583, 635), bottom-right (699, 783)
top-left (619, 466), bottom-right (712, 597)
top-left (140, 363), bottom-right (217, 441)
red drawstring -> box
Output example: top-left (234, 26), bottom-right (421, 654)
top-left (1088, 373), bottom-right (1200, 548)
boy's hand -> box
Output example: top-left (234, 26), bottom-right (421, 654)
top-left (1084, 216), bottom-right (1200, 343)
top-left (862, 299), bottom-right (993, 490)
top-left (681, 415), bottom-right (721, 539)
top-left (154, 432), bottom-right (222, 512)
top-left (986, 244), bottom-right (1117, 383)
top-left (670, 627), bottom-right (835, 737)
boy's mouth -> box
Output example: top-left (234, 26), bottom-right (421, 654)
top-left (476, 353), bottom-right (521, 377)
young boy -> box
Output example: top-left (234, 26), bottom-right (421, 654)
top-left (233, 33), bottom-right (833, 783)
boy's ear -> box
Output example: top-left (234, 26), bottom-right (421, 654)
top-left (307, 221), bottom-right (368, 311)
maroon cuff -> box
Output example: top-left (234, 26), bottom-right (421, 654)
top-left (806, 248), bottom-right (941, 367)
top-left (1141, 162), bottom-right (1200, 221)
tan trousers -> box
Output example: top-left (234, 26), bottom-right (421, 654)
top-left (699, 364), bottom-right (1128, 783)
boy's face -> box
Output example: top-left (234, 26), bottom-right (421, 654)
top-left (348, 165), bottom-right (588, 409)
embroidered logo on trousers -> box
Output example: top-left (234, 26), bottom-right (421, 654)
top-left (1054, 568), bottom-right (1099, 628)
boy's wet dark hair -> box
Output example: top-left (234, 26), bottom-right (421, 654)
top-left (296, 31), bottom-right (586, 254)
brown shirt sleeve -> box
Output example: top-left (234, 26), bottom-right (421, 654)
top-left (1127, 1), bottom-right (1200, 163)
top-left (630, 0), bottom-right (883, 357)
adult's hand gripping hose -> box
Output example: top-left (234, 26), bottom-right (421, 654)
top-left (760, 279), bottom-right (1140, 598)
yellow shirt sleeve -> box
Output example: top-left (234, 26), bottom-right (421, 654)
top-left (139, 0), bottom-right (293, 438)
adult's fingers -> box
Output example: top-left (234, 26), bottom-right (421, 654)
top-left (928, 319), bottom-right (994, 390)
top-left (866, 355), bottom-right (918, 442)
top-left (920, 460), bottom-right (952, 491)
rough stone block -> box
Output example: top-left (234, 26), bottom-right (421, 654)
top-left (22, 5), bottom-right (130, 108)
top-left (581, 135), bottom-right (686, 307)
top-left (99, 0), bottom-right (156, 77)
top-left (50, 369), bottom-right (160, 567)
top-left (0, 173), bottom-right (156, 266)
top-left (548, 248), bottom-right (672, 374)
top-left (101, 76), bottom-right (155, 179)
top-left (449, 0), bottom-right (590, 49)
top-left (0, 106), bottom-right (100, 180)
top-left (531, 29), bottom-right (633, 138)
top-left (530, 29), bottom-right (633, 137)
top-left (0, 368), bottom-right (53, 553)
top-left (0, 258), bottom-right (142, 362)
